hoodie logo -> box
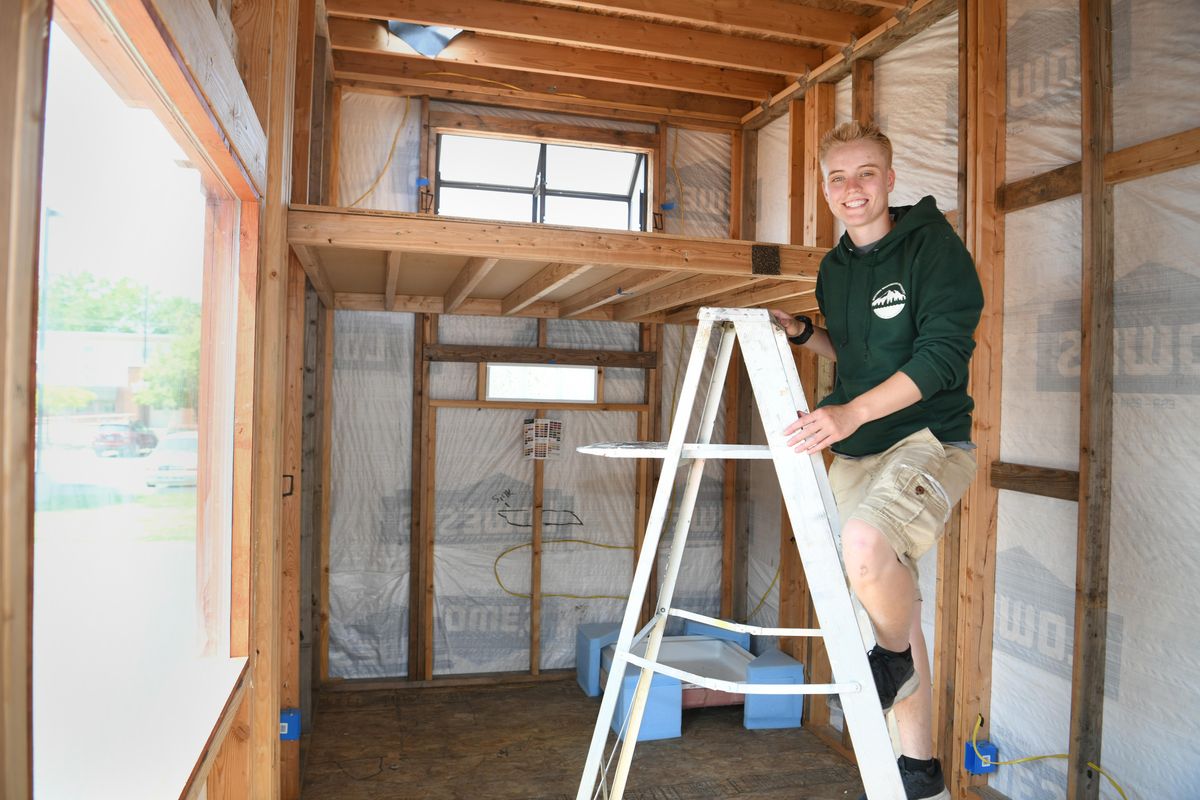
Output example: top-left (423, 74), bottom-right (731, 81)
top-left (871, 282), bottom-right (907, 319)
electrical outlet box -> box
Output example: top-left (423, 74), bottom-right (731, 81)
top-left (964, 739), bottom-right (999, 775)
top-left (280, 708), bottom-right (301, 741)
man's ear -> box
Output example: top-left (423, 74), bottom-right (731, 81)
top-left (887, 168), bottom-right (896, 191)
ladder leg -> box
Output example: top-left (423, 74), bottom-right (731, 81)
top-left (575, 319), bottom-right (719, 800)
top-left (607, 324), bottom-right (738, 798)
top-left (734, 316), bottom-right (906, 800)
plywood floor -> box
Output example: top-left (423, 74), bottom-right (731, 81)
top-left (301, 677), bottom-right (864, 800)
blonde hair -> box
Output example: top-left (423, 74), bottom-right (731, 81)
top-left (818, 121), bottom-right (893, 171)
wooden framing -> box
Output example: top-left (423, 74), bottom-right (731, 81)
top-left (316, 307), bottom-right (334, 683)
top-left (501, 263), bottom-right (594, 316)
top-left (423, 344), bottom-right (655, 369)
top-left (289, 207), bottom-right (826, 279)
top-left (444, 256), bottom-right (499, 312)
top-left (280, 260), bottom-right (306, 799)
top-left (741, 0), bottom-right (958, 129)
top-left (430, 111), bottom-right (656, 152)
top-left (802, 84), bottom-right (835, 248)
top-left (951, 0), bottom-right (1006, 794)
top-left (990, 462), bottom-right (1080, 502)
top-left (1069, 1), bottom-right (1114, 796)
top-left (997, 127), bottom-right (1200, 213)
top-left (408, 314), bottom-right (432, 680)
top-left (558, 270), bottom-right (680, 318)
top-left (236, 0), bottom-right (300, 794)
top-left (0, 1), bottom-right (50, 795)
top-left (852, 59), bottom-right (876, 123)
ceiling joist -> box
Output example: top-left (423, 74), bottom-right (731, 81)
top-left (329, 18), bottom-right (784, 100)
top-left (501, 262), bottom-right (593, 315)
top-left (327, 0), bottom-right (824, 74)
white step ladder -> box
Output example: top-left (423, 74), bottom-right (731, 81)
top-left (575, 307), bottom-right (906, 800)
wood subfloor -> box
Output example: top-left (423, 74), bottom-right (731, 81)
top-left (301, 677), bottom-right (864, 800)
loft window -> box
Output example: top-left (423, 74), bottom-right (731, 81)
top-left (436, 134), bottom-right (648, 231)
top-left (485, 363), bottom-right (598, 404)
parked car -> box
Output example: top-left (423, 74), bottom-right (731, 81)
top-left (92, 420), bottom-right (158, 457)
top-left (144, 431), bottom-right (198, 488)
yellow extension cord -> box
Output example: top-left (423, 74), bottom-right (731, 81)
top-left (970, 714), bottom-right (1130, 799)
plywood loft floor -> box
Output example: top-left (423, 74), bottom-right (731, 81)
top-left (301, 677), bottom-right (863, 799)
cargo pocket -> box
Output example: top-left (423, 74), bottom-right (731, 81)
top-left (877, 431), bottom-right (952, 558)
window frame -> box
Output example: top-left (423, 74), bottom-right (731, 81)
top-left (434, 130), bottom-right (651, 231)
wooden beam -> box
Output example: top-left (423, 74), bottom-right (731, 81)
top-left (289, 207), bottom-right (826, 278)
top-left (997, 161), bottom-right (1081, 213)
top-left (990, 461), bottom-right (1080, 502)
top-left (741, 128), bottom-right (758, 240)
top-left (290, 0), bottom-right (317, 205)
top-left (729, 131), bottom-right (743, 239)
top-left (612, 274), bottom-right (760, 320)
top-left (316, 306), bottom-right (333, 684)
top-left (421, 319), bottom-right (437, 678)
top-left (430, 399), bottom-right (647, 412)
top-left (1105, 125), bottom-right (1200, 184)
top-left (1069, 1), bottom-right (1114, 796)
top-left (290, 244), bottom-right (334, 306)
top-left (424, 344), bottom-right (655, 368)
top-left (742, 0), bottom-right (958, 129)
top-left (430, 111), bottom-right (656, 152)
top-left (141, 0), bottom-right (267, 195)
top-left (444, 256), bottom-right (500, 312)
top-left (998, 127), bottom-right (1200, 214)
top-left (337, 78), bottom-right (748, 131)
top-left (518, 0), bottom-right (871, 47)
top-left (205, 691), bottom-right (251, 798)
top-left (334, 292), bottom-right (630, 321)
top-left (240, 0), bottom-right (299, 793)
top-left (383, 250), bottom-right (401, 311)
top-left (327, 0), bottom-right (823, 73)
top-left (664, 282), bottom-right (814, 324)
top-left (787, 99), bottom-right (805, 246)
top-left (501, 263), bottom-right (593, 315)
top-left (329, 19), bottom-right (784, 100)
top-left (852, 58), bottom-right (875, 124)
top-left (1, 0), bottom-right (48, 794)
top-left (803, 83), bottom-right (835, 247)
top-left (280, 258), bottom-right (306, 800)
top-left (951, 0), bottom-right (1005, 795)
top-left (186, 668), bottom-right (249, 798)
top-left (409, 314), bottom-right (430, 679)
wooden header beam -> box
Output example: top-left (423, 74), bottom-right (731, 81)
top-left (424, 344), bottom-right (655, 368)
top-left (333, 291), bottom-right (647, 322)
top-left (288, 206), bottom-right (826, 279)
top-left (429, 111), bottom-right (656, 152)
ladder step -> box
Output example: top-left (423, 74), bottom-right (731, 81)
top-left (577, 441), bottom-right (773, 459)
top-left (623, 652), bottom-right (860, 697)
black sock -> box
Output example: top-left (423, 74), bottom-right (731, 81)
top-left (899, 755), bottom-right (936, 773)
top-left (874, 644), bottom-right (912, 659)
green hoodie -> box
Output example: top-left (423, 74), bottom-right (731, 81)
top-left (815, 195), bottom-right (984, 457)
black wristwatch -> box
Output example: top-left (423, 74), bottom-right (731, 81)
top-left (787, 314), bottom-right (814, 346)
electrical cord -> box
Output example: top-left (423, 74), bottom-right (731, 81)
top-left (970, 714), bottom-right (1130, 799)
top-left (494, 537), bottom-right (635, 600)
top-left (346, 96), bottom-right (410, 208)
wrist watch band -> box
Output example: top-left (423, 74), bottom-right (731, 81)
top-left (787, 314), bottom-right (814, 346)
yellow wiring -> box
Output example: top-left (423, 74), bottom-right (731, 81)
top-left (347, 96), bottom-right (410, 209)
top-left (970, 714), bottom-right (1130, 800)
top-left (419, 70), bottom-right (528, 93)
top-left (746, 563), bottom-right (781, 621)
top-left (418, 70), bottom-right (591, 100)
top-left (669, 127), bottom-right (687, 233)
top-left (493, 538), bottom-right (635, 600)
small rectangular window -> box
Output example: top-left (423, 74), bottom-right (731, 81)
top-left (485, 363), bottom-right (597, 404)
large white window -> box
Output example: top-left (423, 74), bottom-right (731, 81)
top-left (485, 363), bottom-right (599, 404)
top-left (437, 134), bottom-right (648, 231)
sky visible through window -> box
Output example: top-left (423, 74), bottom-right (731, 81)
top-left (437, 134), bottom-right (646, 231)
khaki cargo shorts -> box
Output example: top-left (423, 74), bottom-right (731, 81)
top-left (828, 427), bottom-right (976, 595)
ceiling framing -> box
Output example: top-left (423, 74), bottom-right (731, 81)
top-left (304, 0), bottom-right (960, 323)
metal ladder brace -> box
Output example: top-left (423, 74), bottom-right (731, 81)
top-left (574, 307), bottom-right (906, 800)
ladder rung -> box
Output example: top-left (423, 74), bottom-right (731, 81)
top-left (624, 652), bottom-right (860, 696)
top-left (578, 442), bottom-right (773, 459)
top-left (667, 608), bottom-right (823, 638)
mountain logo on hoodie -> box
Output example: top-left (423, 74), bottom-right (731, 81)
top-left (871, 282), bottom-right (907, 320)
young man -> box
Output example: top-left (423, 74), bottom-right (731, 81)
top-left (770, 121), bottom-right (983, 800)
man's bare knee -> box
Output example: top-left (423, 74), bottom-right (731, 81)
top-left (841, 521), bottom-right (897, 590)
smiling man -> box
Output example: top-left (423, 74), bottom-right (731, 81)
top-left (769, 121), bottom-right (983, 800)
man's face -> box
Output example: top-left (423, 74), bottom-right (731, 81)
top-left (821, 140), bottom-right (896, 238)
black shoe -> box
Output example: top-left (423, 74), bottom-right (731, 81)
top-left (857, 756), bottom-right (950, 800)
top-left (832, 645), bottom-right (919, 714)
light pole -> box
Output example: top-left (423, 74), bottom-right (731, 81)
top-left (35, 207), bottom-right (62, 475)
